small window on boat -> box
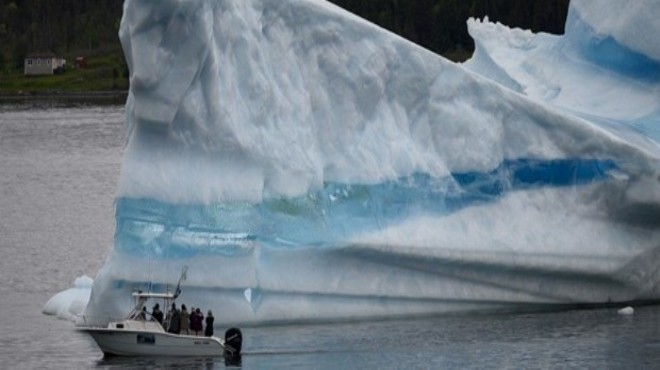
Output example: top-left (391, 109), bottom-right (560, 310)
top-left (116, 323), bottom-right (124, 329)
top-left (137, 333), bottom-right (156, 345)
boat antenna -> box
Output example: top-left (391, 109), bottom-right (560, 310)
top-left (173, 266), bottom-right (188, 300)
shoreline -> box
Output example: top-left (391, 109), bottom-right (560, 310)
top-left (0, 90), bottom-right (128, 105)
top-left (0, 90), bottom-right (128, 99)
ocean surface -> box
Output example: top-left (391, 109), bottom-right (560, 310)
top-left (1, 102), bottom-right (660, 369)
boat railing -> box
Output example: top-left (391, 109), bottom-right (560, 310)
top-left (76, 314), bottom-right (126, 327)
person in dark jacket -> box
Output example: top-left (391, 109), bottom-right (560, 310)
top-left (167, 303), bottom-right (181, 334)
top-left (204, 310), bottom-right (214, 337)
top-left (189, 306), bottom-right (195, 330)
top-left (152, 303), bottom-right (164, 325)
top-left (192, 308), bottom-right (204, 335)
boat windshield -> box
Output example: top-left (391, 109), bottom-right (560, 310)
top-left (126, 291), bottom-right (175, 321)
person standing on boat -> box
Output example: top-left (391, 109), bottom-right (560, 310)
top-left (152, 303), bottom-right (163, 325)
top-left (179, 304), bottom-right (190, 334)
top-left (192, 308), bottom-right (204, 335)
top-left (189, 306), bottom-right (195, 330)
top-left (167, 303), bottom-right (181, 334)
top-left (204, 310), bottom-right (214, 337)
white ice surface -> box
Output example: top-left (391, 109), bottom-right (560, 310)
top-left (47, 0), bottom-right (660, 325)
top-left (116, 0), bottom-right (658, 205)
top-left (43, 276), bottom-right (92, 321)
top-left (464, 2), bottom-right (660, 142)
top-left (571, 0), bottom-right (660, 62)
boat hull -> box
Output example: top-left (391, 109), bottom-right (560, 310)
top-left (80, 328), bottom-right (225, 357)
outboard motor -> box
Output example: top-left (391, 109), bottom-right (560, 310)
top-left (224, 327), bottom-right (242, 356)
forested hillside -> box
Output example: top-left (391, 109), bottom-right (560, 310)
top-left (0, 0), bottom-right (124, 71)
top-left (0, 0), bottom-right (569, 89)
top-left (332, 0), bottom-right (570, 59)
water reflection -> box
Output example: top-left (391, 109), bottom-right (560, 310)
top-left (97, 354), bottom-right (241, 369)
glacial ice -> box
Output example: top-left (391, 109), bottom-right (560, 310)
top-left (43, 276), bottom-right (93, 321)
top-left (78, 0), bottom-right (660, 325)
top-left (465, 0), bottom-right (660, 141)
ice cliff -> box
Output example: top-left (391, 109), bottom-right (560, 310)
top-left (82, 0), bottom-right (660, 325)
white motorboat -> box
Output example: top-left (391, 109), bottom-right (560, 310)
top-left (78, 280), bottom-right (242, 357)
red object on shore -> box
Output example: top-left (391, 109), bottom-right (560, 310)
top-left (74, 57), bottom-right (87, 69)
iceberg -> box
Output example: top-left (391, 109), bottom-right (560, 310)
top-left (43, 276), bottom-right (93, 321)
top-left (83, 0), bottom-right (660, 325)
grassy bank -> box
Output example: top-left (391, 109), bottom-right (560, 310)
top-left (0, 52), bottom-right (128, 94)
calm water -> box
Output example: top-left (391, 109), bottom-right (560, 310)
top-left (1, 102), bottom-right (660, 369)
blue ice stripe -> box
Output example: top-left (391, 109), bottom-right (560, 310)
top-left (454, 158), bottom-right (617, 195)
top-left (565, 11), bottom-right (660, 81)
top-left (114, 158), bottom-right (618, 255)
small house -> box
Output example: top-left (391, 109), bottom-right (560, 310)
top-left (24, 52), bottom-right (66, 75)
